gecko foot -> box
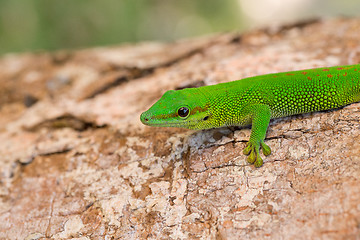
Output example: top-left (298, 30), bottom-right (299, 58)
top-left (243, 140), bottom-right (271, 167)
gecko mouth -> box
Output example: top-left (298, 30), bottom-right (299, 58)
top-left (140, 112), bottom-right (203, 129)
top-left (142, 119), bottom-right (200, 129)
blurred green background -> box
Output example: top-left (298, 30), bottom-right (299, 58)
top-left (0, 0), bottom-right (359, 55)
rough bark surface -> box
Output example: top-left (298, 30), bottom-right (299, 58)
top-left (1, 18), bottom-right (360, 240)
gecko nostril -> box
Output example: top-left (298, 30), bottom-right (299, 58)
top-left (145, 118), bottom-right (149, 121)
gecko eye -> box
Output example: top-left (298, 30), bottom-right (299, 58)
top-left (177, 107), bottom-right (190, 118)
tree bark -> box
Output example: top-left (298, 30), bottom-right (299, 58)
top-left (0, 18), bottom-right (360, 239)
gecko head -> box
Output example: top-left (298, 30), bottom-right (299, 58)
top-left (140, 88), bottom-right (211, 130)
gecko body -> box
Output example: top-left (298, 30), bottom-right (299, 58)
top-left (140, 64), bottom-right (360, 167)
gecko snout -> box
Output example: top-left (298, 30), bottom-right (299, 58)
top-left (140, 111), bottom-right (151, 124)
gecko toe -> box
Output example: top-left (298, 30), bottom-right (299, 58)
top-left (243, 143), bottom-right (252, 155)
top-left (254, 155), bottom-right (263, 168)
top-left (247, 150), bottom-right (256, 164)
top-left (261, 141), bottom-right (271, 156)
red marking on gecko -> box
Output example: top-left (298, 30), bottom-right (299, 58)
top-left (301, 72), bottom-right (307, 75)
top-left (337, 67), bottom-right (343, 70)
top-left (286, 73), bottom-right (294, 76)
top-left (307, 77), bottom-right (312, 80)
top-left (343, 72), bottom-right (348, 76)
top-left (327, 74), bottom-right (333, 78)
top-left (322, 68), bottom-right (330, 71)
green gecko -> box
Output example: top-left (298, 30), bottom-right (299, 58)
top-left (140, 64), bottom-right (360, 167)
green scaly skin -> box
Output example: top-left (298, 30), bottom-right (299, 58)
top-left (140, 64), bottom-right (360, 167)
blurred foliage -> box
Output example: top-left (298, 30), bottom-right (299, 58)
top-left (0, 0), bottom-right (359, 55)
top-left (0, 0), bottom-right (243, 55)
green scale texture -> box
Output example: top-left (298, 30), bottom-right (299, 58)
top-left (141, 64), bottom-right (360, 167)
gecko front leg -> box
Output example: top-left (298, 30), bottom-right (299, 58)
top-left (242, 104), bottom-right (272, 167)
